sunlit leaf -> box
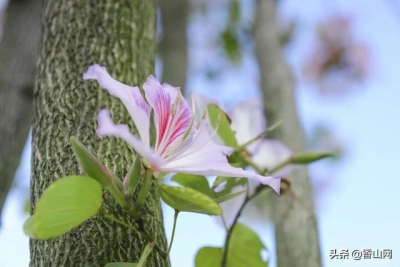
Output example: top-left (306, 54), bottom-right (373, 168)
top-left (23, 176), bottom-right (102, 239)
top-left (160, 184), bottom-right (222, 215)
top-left (23, 215), bottom-right (36, 238)
top-left (195, 247), bottom-right (223, 267)
top-left (290, 152), bottom-right (334, 164)
top-left (71, 138), bottom-right (126, 207)
top-left (207, 104), bottom-right (239, 149)
top-left (212, 177), bottom-right (246, 196)
top-left (173, 174), bottom-right (246, 204)
top-left (196, 224), bottom-right (268, 267)
top-left (172, 174), bottom-right (215, 197)
top-left (123, 156), bottom-right (142, 196)
top-left (228, 223), bottom-right (268, 267)
top-left (213, 190), bottom-right (246, 203)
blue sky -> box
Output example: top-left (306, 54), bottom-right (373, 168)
top-left (1, 0), bottom-right (399, 266)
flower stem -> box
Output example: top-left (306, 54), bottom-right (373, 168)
top-left (137, 169), bottom-right (153, 206)
top-left (269, 157), bottom-right (291, 174)
top-left (221, 195), bottom-right (253, 267)
top-left (235, 120), bottom-right (282, 152)
top-left (167, 210), bottom-right (179, 255)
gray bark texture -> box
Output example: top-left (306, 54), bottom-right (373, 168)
top-left (30, 1), bottom-right (169, 266)
top-left (254, 0), bottom-right (322, 267)
top-left (0, 0), bottom-right (41, 220)
top-left (159, 0), bottom-right (188, 94)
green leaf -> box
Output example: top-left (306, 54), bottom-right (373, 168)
top-left (105, 243), bottom-right (153, 267)
top-left (71, 138), bottom-right (126, 207)
top-left (195, 247), bottom-right (223, 267)
top-left (23, 176), bottom-right (102, 240)
top-left (23, 215), bottom-right (36, 238)
top-left (290, 152), bottom-right (334, 164)
top-left (195, 224), bottom-right (268, 267)
top-left (105, 264), bottom-right (137, 267)
top-left (221, 29), bottom-right (241, 63)
top-left (160, 184), bottom-right (222, 215)
top-left (228, 223), bottom-right (268, 267)
top-left (212, 177), bottom-right (246, 196)
top-left (172, 174), bottom-right (246, 204)
top-left (172, 174), bottom-right (215, 197)
top-left (213, 190), bottom-right (246, 204)
top-left (229, 1), bottom-right (241, 25)
top-left (207, 104), bottom-right (239, 149)
top-left (123, 156), bottom-right (142, 196)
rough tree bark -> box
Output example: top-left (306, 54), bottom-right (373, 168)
top-left (254, 0), bottom-right (322, 267)
top-left (0, 0), bottom-right (41, 219)
top-left (159, 0), bottom-right (188, 94)
top-left (30, 1), bottom-right (169, 266)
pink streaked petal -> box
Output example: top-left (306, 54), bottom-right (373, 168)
top-left (96, 109), bottom-right (165, 168)
top-left (143, 76), bottom-right (192, 156)
top-left (83, 64), bottom-right (151, 146)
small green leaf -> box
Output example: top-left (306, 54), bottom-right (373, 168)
top-left (71, 138), bottom-right (126, 207)
top-left (105, 263), bottom-right (137, 267)
top-left (290, 152), bottom-right (334, 164)
top-left (221, 29), bottom-right (241, 63)
top-left (228, 223), bottom-right (268, 267)
top-left (123, 156), bottom-right (142, 196)
top-left (172, 174), bottom-right (215, 197)
top-left (196, 224), bottom-right (268, 267)
top-left (24, 176), bottom-right (102, 240)
top-left (173, 174), bottom-right (246, 204)
top-left (212, 177), bottom-right (246, 196)
top-left (229, 1), bottom-right (241, 25)
top-left (160, 184), bottom-right (222, 215)
top-left (207, 104), bottom-right (239, 149)
top-left (213, 190), bottom-right (246, 204)
top-left (23, 215), bottom-right (36, 238)
top-left (195, 247), bottom-right (223, 267)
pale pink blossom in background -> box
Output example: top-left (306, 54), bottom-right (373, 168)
top-left (213, 99), bottom-right (292, 226)
top-left (83, 64), bottom-right (280, 193)
top-left (302, 14), bottom-right (370, 97)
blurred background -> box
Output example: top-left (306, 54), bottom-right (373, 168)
top-left (0, 0), bottom-right (399, 266)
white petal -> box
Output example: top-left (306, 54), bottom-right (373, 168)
top-left (83, 64), bottom-right (151, 146)
top-left (252, 139), bottom-right (293, 177)
top-left (159, 123), bottom-right (280, 193)
top-left (96, 109), bottom-right (165, 167)
top-left (229, 99), bottom-right (266, 154)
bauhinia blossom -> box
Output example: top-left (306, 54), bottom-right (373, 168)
top-left (83, 64), bottom-right (281, 194)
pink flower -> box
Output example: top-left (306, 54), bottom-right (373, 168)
top-left (83, 64), bottom-right (281, 194)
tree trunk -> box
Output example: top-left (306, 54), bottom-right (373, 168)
top-left (159, 0), bottom-right (188, 94)
top-left (254, 0), bottom-right (322, 267)
top-left (30, 1), bottom-right (169, 266)
top-left (0, 0), bottom-right (41, 220)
